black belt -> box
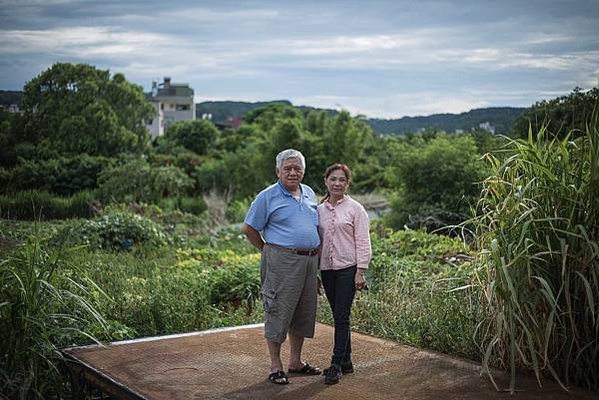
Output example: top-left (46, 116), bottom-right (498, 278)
top-left (266, 243), bottom-right (319, 256)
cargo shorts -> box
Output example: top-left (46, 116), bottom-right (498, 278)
top-left (260, 244), bottom-right (319, 343)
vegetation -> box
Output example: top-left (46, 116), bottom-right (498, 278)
top-left (369, 107), bottom-right (525, 135)
top-left (0, 190), bottom-right (96, 220)
top-left (0, 235), bottom-right (108, 398)
top-left (511, 87), bottom-right (599, 139)
top-left (472, 114), bottom-right (599, 392)
top-left (385, 134), bottom-right (490, 231)
top-left (0, 63), bottom-right (597, 397)
top-left (341, 229), bottom-right (480, 359)
top-left (20, 63), bottom-right (154, 158)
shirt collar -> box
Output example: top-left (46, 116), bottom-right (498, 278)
top-left (277, 180), bottom-right (307, 197)
top-left (325, 194), bottom-right (348, 209)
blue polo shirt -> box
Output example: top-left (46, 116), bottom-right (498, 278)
top-left (244, 180), bottom-right (320, 249)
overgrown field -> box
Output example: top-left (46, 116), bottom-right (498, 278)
top-left (0, 212), bottom-right (478, 398)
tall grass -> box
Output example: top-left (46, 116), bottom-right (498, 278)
top-left (0, 190), bottom-right (96, 220)
top-left (472, 113), bottom-right (599, 392)
top-left (0, 235), bottom-right (107, 399)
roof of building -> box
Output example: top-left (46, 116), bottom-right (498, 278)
top-left (156, 85), bottom-right (194, 98)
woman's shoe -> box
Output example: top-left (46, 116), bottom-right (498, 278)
top-left (324, 361), bottom-right (353, 375)
top-left (324, 364), bottom-right (342, 385)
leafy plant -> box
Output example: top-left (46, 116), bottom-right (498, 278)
top-left (0, 236), bottom-right (108, 399)
top-left (97, 158), bottom-right (193, 204)
top-left (385, 134), bottom-right (490, 231)
top-left (53, 210), bottom-right (170, 251)
top-left (471, 113), bottom-right (599, 391)
top-left (1, 155), bottom-right (114, 196)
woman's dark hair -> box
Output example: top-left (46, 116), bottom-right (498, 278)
top-left (321, 163), bottom-right (352, 203)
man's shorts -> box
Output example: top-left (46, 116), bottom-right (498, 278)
top-left (260, 244), bottom-right (319, 343)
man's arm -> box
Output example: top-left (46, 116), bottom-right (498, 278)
top-left (241, 223), bottom-right (265, 251)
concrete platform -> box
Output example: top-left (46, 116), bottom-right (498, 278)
top-left (63, 323), bottom-right (595, 400)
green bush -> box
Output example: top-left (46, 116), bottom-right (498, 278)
top-left (97, 158), bottom-right (193, 204)
top-left (225, 197), bottom-right (251, 223)
top-left (158, 196), bottom-right (207, 215)
top-left (0, 190), bottom-right (96, 220)
top-left (163, 119), bottom-right (220, 155)
top-left (53, 210), bottom-right (170, 251)
top-left (385, 134), bottom-right (489, 231)
top-left (369, 228), bottom-right (470, 285)
top-left (1, 155), bottom-right (114, 195)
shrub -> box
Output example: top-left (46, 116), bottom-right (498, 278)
top-left (225, 197), bottom-right (251, 223)
top-left (53, 210), bottom-right (170, 251)
top-left (369, 228), bottom-right (471, 289)
top-left (175, 248), bottom-right (261, 309)
top-left (385, 134), bottom-right (489, 231)
top-left (2, 155), bottom-right (114, 195)
top-left (0, 190), bottom-right (97, 220)
top-left (69, 246), bottom-right (262, 337)
top-left (163, 119), bottom-right (220, 155)
top-left (97, 159), bottom-right (193, 204)
top-left (158, 196), bottom-right (207, 215)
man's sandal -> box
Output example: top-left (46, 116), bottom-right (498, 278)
top-left (268, 370), bottom-right (289, 384)
top-left (288, 362), bottom-right (322, 375)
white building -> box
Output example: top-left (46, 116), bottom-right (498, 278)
top-left (478, 121), bottom-right (496, 134)
top-left (146, 77), bottom-right (195, 139)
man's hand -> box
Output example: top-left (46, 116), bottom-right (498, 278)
top-left (241, 223), bottom-right (265, 251)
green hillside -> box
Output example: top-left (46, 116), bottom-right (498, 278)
top-left (196, 99), bottom-right (524, 134)
top-left (368, 107), bottom-right (525, 135)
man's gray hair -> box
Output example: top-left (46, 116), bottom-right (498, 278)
top-left (276, 149), bottom-right (306, 170)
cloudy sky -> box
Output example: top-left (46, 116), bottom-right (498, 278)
top-left (1, 0), bottom-right (598, 118)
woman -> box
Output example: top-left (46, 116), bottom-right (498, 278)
top-left (318, 163), bottom-right (372, 385)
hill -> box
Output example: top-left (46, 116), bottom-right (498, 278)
top-left (368, 107), bottom-right (525, 135)
top-left (0, 90), bottom-right (23, 108)
top-left (197, 100), bottom-right (525, 135)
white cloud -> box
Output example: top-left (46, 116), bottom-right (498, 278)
top-left (0, 27), bottom-right (170, 55)
top-left (284, 34), bottom-right (425, 55)
top-left (293, 92), bottom-right (489, 119)
top-left (0, 0), bottom-right (597, 118)
top-left (162, 7), bottom-right (279, 21)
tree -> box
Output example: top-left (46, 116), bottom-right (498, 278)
top-left (510, 87), bottom-right (599, 139)
top-left (21, 63), bottom-right (154, 157)
top-left (386, 134), bottom-right (489, 231)
top-left (0, 109), bottom-right (23, 167)
top-left (163, 119), bottom-right (220, 155)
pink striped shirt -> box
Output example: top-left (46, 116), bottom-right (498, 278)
top-left (317, 195), bottom-right (372, 271)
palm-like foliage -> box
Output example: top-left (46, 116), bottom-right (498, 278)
top-left (472, 112), bottom-right (599, 392)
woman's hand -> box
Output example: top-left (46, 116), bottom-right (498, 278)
top-left (355, 269), bottom-right (367, 290)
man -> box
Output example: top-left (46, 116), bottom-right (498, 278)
top-left (241, 149), bottom-right (322, 385)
